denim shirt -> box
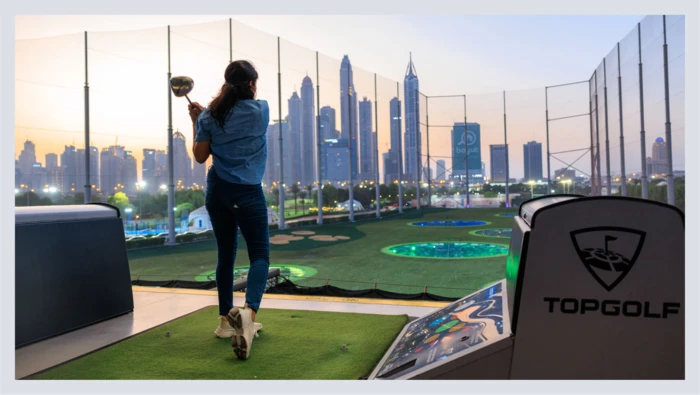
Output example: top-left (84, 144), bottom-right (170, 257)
top-left (195, 99), bottom-right (269, 185)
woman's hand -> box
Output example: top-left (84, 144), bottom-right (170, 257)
top-left (188, 102), bottom-right (205, 124)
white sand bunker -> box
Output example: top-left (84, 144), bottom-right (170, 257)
top-left (309, 235), bottom-right (352, 242)
top-left (291, 230), bottom-right (316, 235)
top-left (270, 234), bottom-right (305, 245)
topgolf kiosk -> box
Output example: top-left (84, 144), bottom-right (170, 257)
top-left (369, 196), bottom-right (684, 380)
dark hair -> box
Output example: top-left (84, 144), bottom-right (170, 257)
top-left (209, 60), bottom-right (258, 128)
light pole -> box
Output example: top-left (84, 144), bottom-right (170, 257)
top-left (125, 207), bottom-right (132, 224)
top-left (136, 181), bottom-right (147, 220)
top-left (529, 180), bottom-right (535, 199)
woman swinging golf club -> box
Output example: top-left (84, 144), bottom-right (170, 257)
top-left (187, 60), bottom-right (270, 360)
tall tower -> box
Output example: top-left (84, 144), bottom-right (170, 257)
top-left (359, 97), bottom-right (374, 180)
top-left (340, 55), bottom-right (359, 181)
top-left (288, 91), bottom-right (303, 185)
top-left (300, 76), bottom-right (316, 187)
top-left (403, 53), bottom-right (421, 184)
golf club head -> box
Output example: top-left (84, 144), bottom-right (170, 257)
top-left (170, 76), bottom-right (194, 98)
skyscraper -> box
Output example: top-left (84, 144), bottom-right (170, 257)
top-left (523, 141), bottom-right (543, 182)
top-left (173, 130), bottom-right (192, 189)
top-left (649, 137), bottom-right (669, 175)
top-left (45, 153), bottom-right (63, 190)
top-left (142, 148), bottom-right (157, 193)
top-left (123, 150), bottom-right (138, 195)
top-left (340, 55), bottom-right (359, 181)
top-left (320, 106), bottom-right (338, 141)
top-left (403, 54), bottom-right (421, 183)
top-left (100, 146), bottom-right (125, 195)
top-left (490, 144), bottom-right (507, 183)
top-left (265, 120), bottom-right (293, 187)
top-left (288, 91), bottom-right (303, 185)
top-left (76, 146), bottom-right (99, 193)
top-left (18, 140), bottom-right (36, 184)
top-left (300, 76), bottom-right (316, 187)
top-left (359, 97), bottom-right (374, 180)
top-left (451, 122), bottom-right (481, 183)
top-left (384, 97), bottom-right (402, 185)
top-left (321, 138), bottom-right (349, 183)
top-left (436, 160), bottom-right (446, 181)
top-left (61, 145), bottom-right (77, 194)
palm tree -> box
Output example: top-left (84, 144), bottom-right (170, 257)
top-left (299, 191), bottom-right (307, 214)
top-left (290, 183), bottom-right (300, 214)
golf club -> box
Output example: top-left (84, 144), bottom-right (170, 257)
top-left (170, 76), bottom-right (194, 105)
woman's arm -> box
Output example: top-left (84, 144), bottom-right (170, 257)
top-left (189, 102), bottom-right (211, 164)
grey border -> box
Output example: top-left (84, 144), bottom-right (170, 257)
top-left (3, 0), bottom-right (698, 394)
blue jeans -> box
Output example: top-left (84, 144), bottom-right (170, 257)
top-left (205, 167), bottom-right (270, 315)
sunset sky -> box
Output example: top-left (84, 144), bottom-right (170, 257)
top-left (14, 15), bottom-right (685, 182)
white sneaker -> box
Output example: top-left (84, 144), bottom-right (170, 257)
top-left (227, 304), bottom-right (257, 360)
top-left (215, 315), bottom-right (262, 339)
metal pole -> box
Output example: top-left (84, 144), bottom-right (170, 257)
top-left (545, 87), bottom-right (552, 195)
top-left (594, 70), bottom-right (602, 194)
top-left (589, 80), bottom-right (596, 196)
top-left (397, 83), bottom-right (404, 213)
top-left (83, 31), bottom-right (91, 203)
top-left (347, 66), bottom-right (355, 222)
top-left (603, 58), bottom-right (612, 196)
top-left (374, 73), bottom-right (381, 218)
top-left (463, 95), bottom-right (470, 208)
top-left (503, 91), bottom-right (510, 207)
top-left (617, 42), bottom-right (627, 196)
top-left (425, 94), bottom-right (431, 208)
top-left (229, 18), bottom-right (232, 63)
top-left (415, 89), bottom-right (421, 210)
top-left (316, 52), bottom-right (323, 225)
top-left (662, 15), bottom-right (675, 205)
top-left (638, 22), bottom-right (649, 199)
top-left (166, 26), bottom-right (176, 245)
top-left (277, 37), bottom-right (285, 229)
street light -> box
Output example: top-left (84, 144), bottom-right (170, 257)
top-left (125, 207), bottom-right (133, 223)
top-left (528, 180), bottom-right (535, 198)
top-left (136, 181), bottom-right (147, 220)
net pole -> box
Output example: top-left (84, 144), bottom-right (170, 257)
top-left (83, 31), bottom-right (91, 203)
top-left (374, 73), bottom-right (381, 218)
top-left (638, 22), bottom-right (649, 199)
top-left (316, 51), bottom-right (323, 224)
top-left (662, 15), bottom-right (675, 205)
top-left (603, 58), bottom-right (612, 196)
top-left (397, 82), bottom-right (404, 214)
top-left (617, 42), bottom-right (627, 196)
top-left (166, 26), bottom-right (176, 245)
top-left (503, 90), bottom-right (510, 207)
top-left (277, 37), bottom-right (285, 229)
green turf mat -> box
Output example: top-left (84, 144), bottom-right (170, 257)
top-left (31, 307), bottom-right (408, 380)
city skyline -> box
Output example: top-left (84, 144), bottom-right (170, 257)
top-left (15, 15), bottom-right (685, 189)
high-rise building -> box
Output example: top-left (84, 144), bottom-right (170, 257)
top-left (61, 145), bottom-right (78, 194)
top-left (300, 76), bottom-right (316, 187)
top-left (320, 106), bottom-right (338, 141)
top-left (76, 146), bottom-right (99, 194)
top-left (18, 140), bottom-right (37, 186)
top-left (436, 160), bottom-right (446, 181)
top-left (451, 122), bottom-right (481, 183)
top-left (45, 153), bottom-right (63, 190)
top-left (359, 97), bottom-right (374, 180)
top-left (100, 146), bottom-right (125, 195)
top-left (490, 144), bottom-right (508, 183)
top-left (340, 55), bottom-right (359, 181)
top-left (403, 54), bottom-right (421, 183)
top-left (173, 130), bottom-right (192, 189)
top-left (123, 151), bottom-right (138, 195)
top-left (265, 120), bottom-right (294, 187)
top-left (523, 141), bottom-right (543, 182)
top-left (383, 97), bottom-right (402, 185)
top-left (321, 138), bottom-right (349, 183)
top-left (192, 161), bottom-right (206, 190)
top-left (649, 137), bottom-right (669, 175)
top-left (142, 148), bottom-right (157, 193)
top-left (288, 91), bottom-right (303, 185)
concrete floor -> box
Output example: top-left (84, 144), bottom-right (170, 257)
top-left (16, 288), bottom-right (444, 379)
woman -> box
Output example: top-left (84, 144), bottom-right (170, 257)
top-left (188, 60), bottom-right (270, 361)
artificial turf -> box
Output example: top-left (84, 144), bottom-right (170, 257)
top-left (31, 307), bottom-right (408, 380)
top-left (128, 207), bottom-right (517, 298)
